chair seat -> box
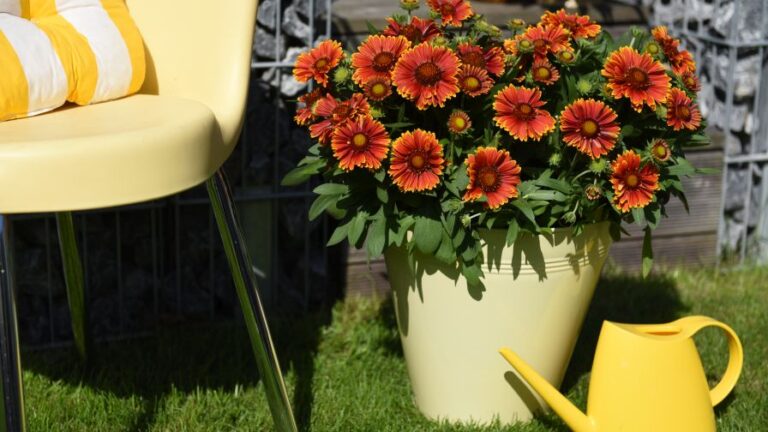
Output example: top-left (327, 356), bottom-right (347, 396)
top-left (0, 94), bottom-right (224, 214)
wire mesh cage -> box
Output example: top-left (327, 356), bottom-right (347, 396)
top-left (11, 0), bottom-right (340, 349)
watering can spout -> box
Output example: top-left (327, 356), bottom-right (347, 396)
top-left (499, 348), bottom-right (595, 432)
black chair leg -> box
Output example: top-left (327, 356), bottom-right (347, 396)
top-left (206, 170), bottom-right (298, 432)
top-left (0, 215), bottom-right (26, 432)
top-left (55, 213), bottom-right (90, 362)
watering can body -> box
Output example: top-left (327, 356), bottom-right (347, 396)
top-left (500, 316), bottom-right (743, 432)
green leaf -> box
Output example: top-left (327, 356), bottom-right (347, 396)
top-left (376, 186), bottom-right (389, 203)
top-left (313, 183), bottom-right (349, 195)
top-left (631, 207), bottom-right (646, 226)
top-left (414, 216), bottom-right (443, 254)
top-left (434, 231), bottom-right (456, 265)
top-left (535, 177), bottom-right (572, 194)
top-left (365, 20), bottom-right (379, 34)
top-left (281, 159), bottom-right (325, 186)
top-left (667, 158), bottom-right (696, 176)
top-left (461, 262), bottom-right (483, 286)
top-left (366, 217), bottom-right (387, 257)
top-left (642, 227), bottom-right (653, 278)
top-left (308, 194), bottom-right (338, 221)
top-left (327, 222), bottom-right (350, 246)
top-left (506, 220), bottom-right (520, 246)
top-left (512, 199), bottom-right (537, 226)
top-left (348, 211), bottom-right (368, 246)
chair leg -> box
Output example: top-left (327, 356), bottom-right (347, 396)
top-left (55, 213), bottom-right (90, 362)
top-left (0, 215), bottom-right (26, 432)
top-left (206, 170), bottom-right (298, 432)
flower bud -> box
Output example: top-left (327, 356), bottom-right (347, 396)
top-left (333, 66), bottom-right (351, 84)
top-left (399, 0), bottom-right (420, 11)
top-left (576, 78), bottom-right (593, 94)
top-left (585, 184), bottom-right (603, 201)
top-left (589, 158), bottom-right (608, 174)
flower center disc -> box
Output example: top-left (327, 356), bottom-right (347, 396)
top-left (517, 103), bottom-right (534, 119)
top-left (519, 39), bottom-right (533, 49)
top-left (332, 105), bottom-right (352, 123)
top-left (441, 4), bottom-right (455, 15)
top-left (461, 52), bottom-right (486, 68)
top-left (415, 62), bottom-right (441, 86)
top-left (627, 67), bottom-right (649, 87)
top-left (533, 39), bottom-right (547, 51)
top-left (535, 67), bottom-right (551, 80)
top-left (401, 25), bottom-right (421, 43)
top-left (409, 154), bottom-right (426, 170)
top-left (676, 106), bottom-right (691, 120)
top-left (463, 76), bottom-right (480, 91)
top-left (371, 83), bottom-right (387, 97)
top-left (479, 167), bottom-right (498, 191)
top-left (626, 174), bottom-right (639, 187)
top-left (559, 51), bottom-right (574, 62)
top-left (314, 57), bottom-right (329, 70)
top-left (352, 133), bottom-right (368, 149)
top-left (452, 117), bottom-right (466, 130)
top-left (373, 52), bottom-right (395, 71)
top-left (655, 145), bottom-right (667, 157)
top-left (581, 119), bottom-right (599, 137)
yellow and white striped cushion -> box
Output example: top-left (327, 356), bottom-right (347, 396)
top-left (0, 0), bottom-right (145, 122)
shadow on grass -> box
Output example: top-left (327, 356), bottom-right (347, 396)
top-left (22, 304), bottom-right (335, 432)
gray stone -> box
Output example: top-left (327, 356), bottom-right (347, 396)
top-left (254, 27), bottom-right (286, 60)
top-left (257, 0), bottom-right (278, 29)
top-left (712, 0), bottom-right (767, 42)
top-left (283, 5), bottom-right (313, 41)
top-left (295, 0), bottom-right (329, 19)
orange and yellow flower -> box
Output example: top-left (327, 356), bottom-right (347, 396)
top-left (426, 0), bottom-right (474, 27)
top-left (447, 110), bottom-right (471, 134)
top-left (309, 93), bottom-right (371, 145)
top-left (669, 49), bottom-right (696, 75)
top-left (680, 71), bottom-right (701, 93)
top-left (540, 9), bottom-right (601, 39)
top-left (649, 139), bottom-right (672, 162)
top-left (389, 129), bottom-right (445, 192)
top-left (463, 147), bottom-right (522, 209)
top-left (392, 43), bottom-right (461, 110)
top-left (610, 150), bottom-right (659, 212)
top-left (457, 43), bottom-right (505, 76)
top-left (493, 84), bottom-right (555, 141)
top-left (531, 58), bottom-right (560, 85)
top-left (351, 35), bottom-right (411, 85)
top-left (383, 16), bottom-right (441, 44)
top-left (520, 25), bottom-right (573, 58)
top-left (331, 117), bottom-right (390, 171)
top-left (294, 88), bottom-right (324, 126)
top-left (293, 40), bottom-right (344, 87)
top-left (559, 99), bottom-right (620, 159)
top-left (602, 46), bottom-right (671, 112)
top-left (651, 26), bottom-right (696, 74)
top-left (666, 87), bottom-right (701, 131)
top-left (458, 65), bottom-right (493, 97)
top-left (363, 77), bottom-right (393, 101)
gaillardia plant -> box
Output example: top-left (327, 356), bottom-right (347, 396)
top-left (284, 2), bottom-right (709, 281)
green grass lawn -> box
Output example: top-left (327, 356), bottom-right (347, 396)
top-left (21, 265), bottom-right (768, 431)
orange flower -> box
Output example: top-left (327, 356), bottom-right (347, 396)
top-left (309, 93), bottom-right (371, 145)
top-left (383, 16), bottom-right (441, 44)
top-left (457, 43), bottom-right (505, 76)
top-left (610, 150), bottom-right (659, 212)
top-left (294, 88), bottom-right (324, 126)
top-left (520, 25), bottom-right (573, 58)
top-left (559, 99), bottom-right (620, 159)
top-left (541, 9), bottom-right (601, 39)
top-left (458, 65), bottom-right (493, 97)
top-left (351, 35), bottom-right (411, 85)
top-left (447, 110), bottom-right (471, 134)
top-left (602, 47), bottom-right (670, 112)
top-left (426, 0), bottom-right (473, 27)
top-left (666, 88), bottom-right (701, 131)
top-left (649, 139), bottom-right (671, 163)
top-left (392, 43), bottom-right (460, 110)
top-left (651, 26), bottom-right (696, 74)
top-left (493, 84), bottom-right (555, 141)
top-left (680, 71), bottom-right (701, 93)
top-left (363, 77), bottom-right (392, 101)
top-left (669, 49), bottom-right (696, 75)
top-left (389, 129), bottom-right (445, 192)
top-left (463, 147), bottom-right (522, 209)
top-left (293, 40), bottom-right (344, 87)
top-left (531, 58), bottom-right (559, 85)
top-left (331, 117), bottom-right (390, 171)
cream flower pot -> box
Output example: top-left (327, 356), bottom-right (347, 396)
top-left (384, 222), bottom-right (612, 425)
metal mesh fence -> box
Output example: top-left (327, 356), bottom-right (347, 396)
top-left (12, 0), bottom-right (339, 349)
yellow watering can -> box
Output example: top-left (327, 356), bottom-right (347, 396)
top-left (500, 316), bottom-right (743, 431)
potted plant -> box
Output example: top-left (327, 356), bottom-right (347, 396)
top-left (283, 1), bottom-right (708, 424)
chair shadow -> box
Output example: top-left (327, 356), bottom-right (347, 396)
top-left (560, 270), bottom-right (690, 393)
top-left (21, 303), bottom-right (334, 432)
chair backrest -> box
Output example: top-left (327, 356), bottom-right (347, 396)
top-left (125, 0), bottom-right (258, 148)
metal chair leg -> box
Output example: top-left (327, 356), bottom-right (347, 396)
top-left (0, 215), bottom-right (26, 432)
top-left (206, 170), bottom-right (298, 432)
top-left (55, 213), bottom-right (89, 362)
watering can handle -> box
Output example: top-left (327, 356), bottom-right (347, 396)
top-left (677, 315), bottom-right (744, 407)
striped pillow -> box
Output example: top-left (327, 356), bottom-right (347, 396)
top-left (0, 0), bottom-right (145, 122)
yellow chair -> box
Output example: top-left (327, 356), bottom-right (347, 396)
top-left (0, 1), bottom-right (297, 431)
